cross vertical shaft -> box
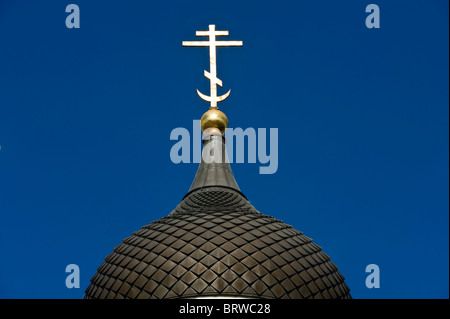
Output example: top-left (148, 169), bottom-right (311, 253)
top-left (209, 25), bottom-right (218, 108)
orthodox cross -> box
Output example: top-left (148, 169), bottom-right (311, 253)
top-left (182, 25), bottom-right (243, 109)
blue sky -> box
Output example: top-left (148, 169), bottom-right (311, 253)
top-left (0, 0), bottom-right (448, 299)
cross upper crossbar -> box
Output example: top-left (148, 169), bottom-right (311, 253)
top-left (182, 41), bottom-right (243, 47)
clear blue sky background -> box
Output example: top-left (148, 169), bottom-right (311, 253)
top-left (0, 0), bottom-right (448, 299)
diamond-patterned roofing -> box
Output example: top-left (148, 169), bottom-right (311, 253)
top-left (84, 186), bottom-right (351, 299)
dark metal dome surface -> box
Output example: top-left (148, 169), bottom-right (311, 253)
top-left (84, 135), bottom-right (351, 299)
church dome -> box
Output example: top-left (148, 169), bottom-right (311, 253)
top-left (84, 135), bottom-right (351, 299)
top-left (85, 24), bottom-right (350, 299)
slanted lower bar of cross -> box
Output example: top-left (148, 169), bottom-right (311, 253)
top-left (182, 25), bottom-right (243, 108)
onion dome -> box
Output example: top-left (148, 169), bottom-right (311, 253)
top-left (84, 130), bottom-right (351, 299)
top-left (84, 24), bottom-right (351, 299)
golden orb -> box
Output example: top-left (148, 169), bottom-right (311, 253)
top-left (200, 108), bottom-right (228, 134)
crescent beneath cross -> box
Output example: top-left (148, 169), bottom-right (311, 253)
top-left (197, 89), bottom-right (231, 106)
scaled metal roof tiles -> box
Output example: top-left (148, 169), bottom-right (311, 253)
top-left (85, 186), bottom-right (351, 299)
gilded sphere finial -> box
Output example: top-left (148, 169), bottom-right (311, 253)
top-left (200, 108), bottom-right (228, 134)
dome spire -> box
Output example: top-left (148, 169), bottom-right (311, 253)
top-left (183, 25), bottom-right (244, 197)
